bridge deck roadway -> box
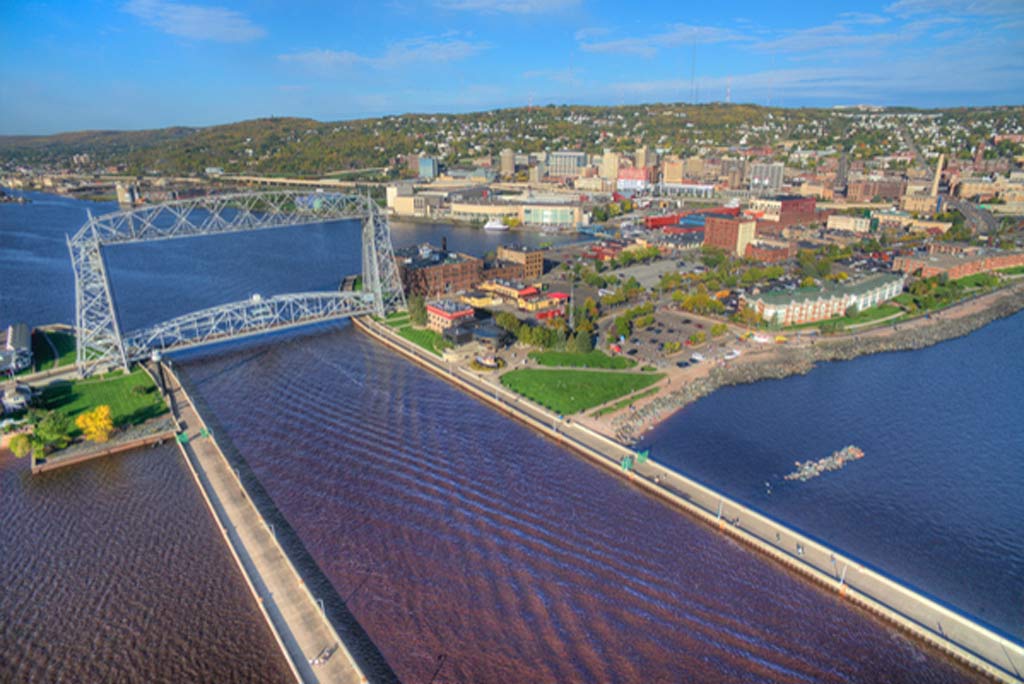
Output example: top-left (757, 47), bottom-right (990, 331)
top-left (159, 364), bottom-right (366, 684)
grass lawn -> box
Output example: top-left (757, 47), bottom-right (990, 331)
top-left (500, 369), bottom-right (664, 414)
top-left (954, 273), bottom-right (1000, 289)
top-left (529, 349), bottom-right (637, 369)
top-left (998, 265), bottom-right (1024, 276)
top-left (591, 386), bottom-right (660, 418)
top-left (385, 310), bottom-right (411, 328)
top-left (396, 326), bottom-right (450, 357)
top-left (40, 368), bottom-right (168, 436)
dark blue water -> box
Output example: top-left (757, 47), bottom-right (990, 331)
top-left (641, 311), bottom-right (1024, 641)
top-left (0, 190), bottom-right (1001, 680)
top-left (0, 189), bottom-right (578, 330)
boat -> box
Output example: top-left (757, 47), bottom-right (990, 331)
top-left (483, 218), bottom-right (508, 231)
top-left (784, 445), bottom-right (864, 482)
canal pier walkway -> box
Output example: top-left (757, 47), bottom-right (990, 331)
top-left (353, 315), bottom-right (1024, 684)
top-left (154, 362), bottom-right (367, 684)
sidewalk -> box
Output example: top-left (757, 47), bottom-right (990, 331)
top-left (161, 365), bottom-right (367, 684)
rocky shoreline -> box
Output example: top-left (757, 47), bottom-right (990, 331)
top-left (612, 282), bottom-right (1024, 443)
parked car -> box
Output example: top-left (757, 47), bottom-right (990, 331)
top-left (627, 349), bottom-right (638, 355)
top-left (676, 360), bottom-right (690, 368)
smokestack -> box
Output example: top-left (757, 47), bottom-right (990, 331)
top-left (931, 154), bottom-right (944, 198)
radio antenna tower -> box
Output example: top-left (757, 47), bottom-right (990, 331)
top-left (726, 76), bottom-right (732, 103)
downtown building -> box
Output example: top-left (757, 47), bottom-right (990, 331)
top-left (742, 273), bottom-right (905, 327)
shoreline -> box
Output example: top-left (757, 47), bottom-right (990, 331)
top-left (352, 314), bottom-right (1024, 683)
top-left (602, 280), bottom-right (1024, 443)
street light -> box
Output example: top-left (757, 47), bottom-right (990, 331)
top-left (151, 349), bottom-right (166, 396)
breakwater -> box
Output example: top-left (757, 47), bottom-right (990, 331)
top-left (354, 315), bottom-right (1024, 683)
top-left (156, 363), bottom-right (370, 684)
top-left (614, 282), bottom-right (1024, 442)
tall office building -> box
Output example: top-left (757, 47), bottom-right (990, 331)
top-left (500, 148), bottom-right (516, 177)
top-left (547, 151), bottom-right (588, 178)
top-left (748, 162), bottom-right (784, 195)
top-left (636, 145), bottom-right (658, 169)
top-left (418, 156), bottom-right (439, 180)
top-left (601, 150), bottom-right (621, 180)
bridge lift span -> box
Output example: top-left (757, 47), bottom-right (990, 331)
top-left (68, 191), bottom-right (406, 377)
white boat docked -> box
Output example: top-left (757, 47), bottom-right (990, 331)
top-left (483, 218), bottom-right (509, 231)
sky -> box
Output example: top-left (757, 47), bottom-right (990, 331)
top-left (0, 0), bottom-right (1022, 134)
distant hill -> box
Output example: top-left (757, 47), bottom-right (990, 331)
top-left (1, 104), bottom-right (1020, 177)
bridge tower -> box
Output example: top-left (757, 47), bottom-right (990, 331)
top-left (68, 191), bottom-right (406, 377)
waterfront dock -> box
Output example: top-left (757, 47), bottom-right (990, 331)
top-left (156, 363), bottom-right (367, 684)
top-left (353, 315), bottom-right (1024, 684)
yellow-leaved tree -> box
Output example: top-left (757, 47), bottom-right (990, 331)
top-left (76, 405), bottom-right (114, 443)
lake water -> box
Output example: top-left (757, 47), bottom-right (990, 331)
top-left (0, 190), bottom-right (993, 681)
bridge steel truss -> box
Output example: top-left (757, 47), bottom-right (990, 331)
top-left (68, 191), bottom-right (406, 376)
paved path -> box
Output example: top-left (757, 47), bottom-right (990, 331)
top-left (160, 365), bottom-right (366, 684)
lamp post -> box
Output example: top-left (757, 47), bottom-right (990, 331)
top-left (151, 349), bottom-right (166, 396)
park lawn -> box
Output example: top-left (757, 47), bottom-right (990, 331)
top-left (529, 349), bottom-right (637, 369)
top-left (41, 331), bottom-right (76, 370)
top-left (998, 265), bottom-right (1024, 276)
top-left (40, 368), bottom-right (168, 436)
top-left (385, 310), bottom-right (411, 328)
top-left (500, 369), bottom-right (664, 414)
top-left (397, 326), bottom-right (450, 357)
top-left (954, 273), bottom-right (1000, 289)
top-left (591, 386), bottom-right (660, 418)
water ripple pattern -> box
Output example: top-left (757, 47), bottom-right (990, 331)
top-left (180, 326), bottom-right (977, 683)
top-left (0, 444), bottom-right (294, 683)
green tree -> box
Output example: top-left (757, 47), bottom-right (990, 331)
top-left (408, 295), bottom-right (427, 326)
top-left (31, 410), bottom-right (74, 452)
top-left (572, 331), bottom-right (594, 354)
top-left (710, 323), bottom-right (728, 337)
top-left (9, 433), bottom-right (32, 458)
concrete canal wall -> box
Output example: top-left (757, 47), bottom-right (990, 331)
top-left (353, 315), bottom-right (1024, 684)
top-left (155, 363), bottom-right (369, 684)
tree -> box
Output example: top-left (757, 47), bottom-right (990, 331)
top-left (710, 323), bottom-right (728, 337)
top-left (76, 405), bottom-right (115, 443)
top-left (572, 331), bottom-right (593, 354)
top-left (408, 294), bottom-right (427, 326)
top-left (9, 434), bottom-right (31, 458)
top-left (32, 410), bottom-right (73, 452)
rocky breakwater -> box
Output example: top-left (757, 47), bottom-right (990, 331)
top-left (613, 282), bottom-right (1024, 443)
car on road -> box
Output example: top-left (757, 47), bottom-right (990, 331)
top-left (690, 353), bottom-right (705, 363)
top-left (675, 360), bottom-right (690, 368)
top-left (626, 349), bottom-right (638, 355)
top-left (724, 349), bottom-right (741, 360)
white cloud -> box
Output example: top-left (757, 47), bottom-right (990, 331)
top-left (574, 26), bottom-right (609, 41)
top-left (279, 36), bottom-right (489, 71)
top-left (886, 0), bottom-right (1024, 18)
top-left (580, 24), bottom-right (747, 57)
top-left (436, 0), bottom-right (578, 13)
top-left (121, 0), bottom-right (265, 42)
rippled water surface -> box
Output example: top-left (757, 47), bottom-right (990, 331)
top-left (0, 444), bottom-right (293, 683)
top-left (179, 327), bottom-right (976, 683)
top-left (641, 311), bottom-right (1024, 641)
top-left (0, 191), bottom-right (994, 681)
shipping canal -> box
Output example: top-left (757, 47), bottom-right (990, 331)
top-left (0, 191), bottom-right (1004, 681)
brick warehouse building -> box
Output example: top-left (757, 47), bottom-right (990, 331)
top-left (704, 215), bottom-right (757, 257)
top-left (892, 250), bottom-right (1024, 280)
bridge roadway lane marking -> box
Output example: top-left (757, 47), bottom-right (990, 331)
top-left (162, 368), bottom-right (367, 684)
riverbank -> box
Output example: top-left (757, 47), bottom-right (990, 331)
top-left (605, 280), bottom-right (1024, 443)
top-left (353, 314), bottom-right (1024, 683)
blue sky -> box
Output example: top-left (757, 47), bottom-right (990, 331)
top-left (1, 0), bottom-right (1022, 134)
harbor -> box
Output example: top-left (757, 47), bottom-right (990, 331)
top-left (352, 313), bottom-right (1024, 683)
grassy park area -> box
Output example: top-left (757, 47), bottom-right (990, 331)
top-left (529, 350), bottom-right (637, 369)
top-left (590, 386), bottom-right (660, 418)
top-left (40, 368), bottom-right (168, 437)
top-left (500, 368), bottom-right (664, 415)
top-left (396, 326), bottom-right (451, 357)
